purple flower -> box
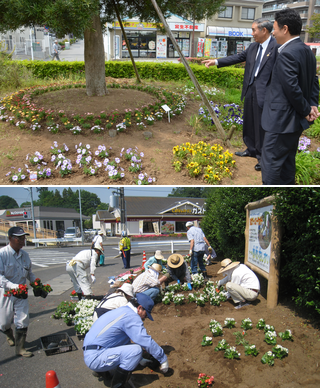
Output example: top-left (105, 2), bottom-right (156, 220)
top-left (12, 175), bottom-right (18, 181)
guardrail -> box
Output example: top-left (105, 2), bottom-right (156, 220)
top-left (131, 240), bottom-right (189, 253)
top-left (31, 237), bottom-right (82, 246)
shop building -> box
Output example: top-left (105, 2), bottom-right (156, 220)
top-left (109, 14), bottom-right (204, 59)
top-left (204, 0), bottom-right (264, 56)
top-left (95, 197), bottom-right (206, 236)
top-left (0, 207), bottom-right (88, 238)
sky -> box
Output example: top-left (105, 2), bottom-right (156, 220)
top-left (0, 186), bottom-right (175, 206)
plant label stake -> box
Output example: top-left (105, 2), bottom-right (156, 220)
top-left (162, 104), bottom-right (171, 123)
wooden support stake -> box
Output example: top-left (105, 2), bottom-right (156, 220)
top-left (150, 0), bottom-right (231, 148)
top-left (227, 125), bottom-right (236, 140)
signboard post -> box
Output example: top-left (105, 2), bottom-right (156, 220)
top-left (244, 195), bottom-right (281, 308)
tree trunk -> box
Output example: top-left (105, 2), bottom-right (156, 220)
top-left (84, 14), bottom-right (108, 96)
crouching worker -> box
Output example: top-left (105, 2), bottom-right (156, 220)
top-left (83, 293), bottom-right (169, 387)
top-left (217, 258), bottom-right (260, 309)
top-left (132, 263), bottom-right (167, 301)
top-left (166, 254), bottom-right (192, 290)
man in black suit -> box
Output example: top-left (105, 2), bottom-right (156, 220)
top-left (203, 18), bottom-right (278, 171)
top-left (261, 9), bottom-right (319, 185)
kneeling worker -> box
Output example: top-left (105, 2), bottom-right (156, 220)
top-left (167, 254), bottom-right (192, 290)
top-left (83, 293), bottom-right (169, 387)
top-left (217, 258), bottom-right (260, 309)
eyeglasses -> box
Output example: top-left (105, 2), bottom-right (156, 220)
top-left (13, 235), bottom-right (26, 241)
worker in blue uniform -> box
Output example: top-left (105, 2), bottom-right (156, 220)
top-left (82, 293), bottom-right (169, 387)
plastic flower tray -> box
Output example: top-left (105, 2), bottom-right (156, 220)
top-left (40, 333), bottom-right (77, 356)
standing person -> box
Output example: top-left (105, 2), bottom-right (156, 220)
top-left (52, 39), bottom-right (61, 61)
top-left (83, 293), bottom-right (169, 386)
top-left (93, 283), bottom-right (135, 322)
top-left (0, 227), bottom-right (37, 357)
top-left (166, 254), bottom-right (192, 290)
top-left (186, 221), bottom-right (212, 279)
top-left (132, 264), bottom-right (167, 301)
top-left (119, 231), bottom-right (131, 269)
top-left (202, 18), bottom-right (278, 171)
top-left (144, 250), bottom-right (165, 270)
top-left (217, 258), bottom-right (260, 309)
top-left (91, 230), bottom-right (104, 266)
top-left (66, 247), bottom-right (102, 300)
top-left (261, 8), bottom-right (320, 185)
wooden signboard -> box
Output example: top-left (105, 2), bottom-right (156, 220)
top-left (244, 195), bottom-right (281, 308)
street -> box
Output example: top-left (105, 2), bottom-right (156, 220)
top-left (0, 240), bottom-right (189, 388)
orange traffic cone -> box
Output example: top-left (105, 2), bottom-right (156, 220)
top-left (142, 251), bottom-right (147, 269)
top-left (46, 370), bottom-right (62, 388)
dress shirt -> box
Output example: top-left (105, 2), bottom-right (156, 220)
top-left (187, 226), bottom-right (207, 252)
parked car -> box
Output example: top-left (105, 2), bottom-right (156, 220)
top-left (64, 227), bottom-right (81, 238)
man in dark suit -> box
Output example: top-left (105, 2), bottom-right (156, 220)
top-left (203, 18), bottom-right (278, 171)
top-left (261, 9), bottom-right (319, 185)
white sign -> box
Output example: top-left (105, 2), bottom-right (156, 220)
top-left (168, 22), bottom-right (204, 32)
top-left (161, 104), bottom-right (171, 123)
top-left (156, 35), bottom-right (167, 58)
top-left (247, 205), bottom-right (273, 273)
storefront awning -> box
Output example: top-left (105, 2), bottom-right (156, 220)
top-left (207, 26), bottom-right (252, 38)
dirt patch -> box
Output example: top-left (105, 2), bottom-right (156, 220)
top-left (132, 262), bottom-right (320, 388)
top-left (0, 79), bottom-right (279, 186)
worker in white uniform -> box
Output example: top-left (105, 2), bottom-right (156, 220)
top-left (92, 230), bottom-right (104, 266)
top-left (0, 227), bottom-right (37, 357)
top-left (217, 258), bottom-right (260, 309)
top-left (83, 293), bottom-right (169, 387)
top-left (66, 247), bottom-right (102, 300)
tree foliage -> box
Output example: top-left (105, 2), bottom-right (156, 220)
top-left (0, 195), bottom-right (19, 209)
top-left (34, 188), bottom-right (108, 216)
top-left (306, 13), bottom-right (320, 39)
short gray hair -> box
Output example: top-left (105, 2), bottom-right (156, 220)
top-left (254, 18), bottom-right (273, 33)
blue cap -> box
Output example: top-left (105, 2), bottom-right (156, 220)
top-left (136, 293), bottom-right (154, 321)
top-left (8, 227), bottom-right (30, 237)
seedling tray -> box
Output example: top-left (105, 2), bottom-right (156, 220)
top-left (40, 333), bottom-right (77, 356)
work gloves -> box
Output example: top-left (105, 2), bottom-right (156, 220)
top-left (91, 275), bottom-right (96, 284)
top-left (187, 283), bottom-right (192, 290)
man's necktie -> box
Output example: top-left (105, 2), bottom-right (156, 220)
top-left (249, 44), bottom-right (263, 85)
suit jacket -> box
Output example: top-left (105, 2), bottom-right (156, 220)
top-left (261, 38), bottom-right (319, 134)
top-left (217, 37), bottom-right (279, 108)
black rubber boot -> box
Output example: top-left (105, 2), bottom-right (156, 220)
top-left (4, 328), bottom-right (15, 346)
top-left (202, 271), bottom-right (209, 281)
top-left (77, 293), bottom-right (82, 300)
top-left (15, 328), bottom-right (33, 357)
top-left (111, 366), bottom-right (131, 388)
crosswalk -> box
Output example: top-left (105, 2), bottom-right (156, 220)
top-left (28, 250), bottom-right (75, 268)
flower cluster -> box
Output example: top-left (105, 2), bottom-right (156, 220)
top-left (73, 299), bottom-right (99, 335)
top-left (172, 141), bottom-right (235, 184)
top-left (224, 346), bottom-right (241, 359)
top-left (197, 373), bottom-right (214, 388)
top-left (256, 318), bottom-right (266, 330)
top-left (203, 281), bottom-right (228, 306)
top-left (199, 102), bottom-right (244, 130)
top-left (224, 317), bottom-right (236, 329)
top-left (298, 136), bottom-right (311, 153)
top-left (173, 294), bottom-right (185, 305)
top-left (162, 292), bottom-right (174, 305)
top-left (201, 335), bottom-right (213, 347)
top-left (278, 329), bottom-right (293, 341)
top-left (191, 273), bottom-right (205, 289)
top-left (264, 330), bottom-right (277, 345)
top-left (209, 319), bottom-right (223, 337)
top-left (261, 351), bottom-right (275, 366)
top-left (241, 318), bottom-right (253, 330)
top-left (272, 344), bottom-right (289, 359)
top-left (4, 284), bottom-right (28, 298)
top-left (1, 83), bottom-right (186, 135)
top-left (244, 344), bottom-right (259, 357)
top-left (214, 339), bottom-right (229, 351)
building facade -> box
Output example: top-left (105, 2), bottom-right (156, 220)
top-left (95, 197), bottom-right (206, 236)
top-left (262, 0), bottom-right (320, 42)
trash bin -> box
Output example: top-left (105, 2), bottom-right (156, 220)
top-left (65, 41), bottom-right (70, 50)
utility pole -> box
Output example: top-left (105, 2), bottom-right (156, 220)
top-left (78, 189), bottom-right (84, 245)
top-left (111, 188), bottom-right (126, 234)
top-left (24, 187), bottom-right (37, 247)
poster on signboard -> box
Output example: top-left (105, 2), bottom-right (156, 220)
top-left (204, 39), bottom-right (211, 57)
top-left (157, 35), bottom-right (167, 58)
top-left (197, 38), bottom-right (205, 57)
top-left (247, 205), bottom-right (273, 273)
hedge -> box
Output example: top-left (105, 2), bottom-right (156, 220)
top-left (11, 60), bottom-right (244, 89)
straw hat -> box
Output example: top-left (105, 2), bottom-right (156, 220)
top-left (98, 230), bottom-right (104, 235)
top-left (150, 263), bottom-right (162, 273)
top-left (154, 250), bottom-right (164, 260)
top-left (167, 254), bottom-right (184, 268)
top-left (217, 258), bottom-right (240, 274)
top-left (118, 283), bottom-right (135, 298)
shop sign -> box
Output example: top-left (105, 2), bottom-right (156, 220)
top-left (6, 210), bottom-right (24, 217)
top-left (171, 207), bottom-right (205, 214)
top-left (113, 21), bottom-right (160, 30)
top-left (157, 35), bottom-right (167, 58)
top-left (168, 22), bottom-right (204, 32)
